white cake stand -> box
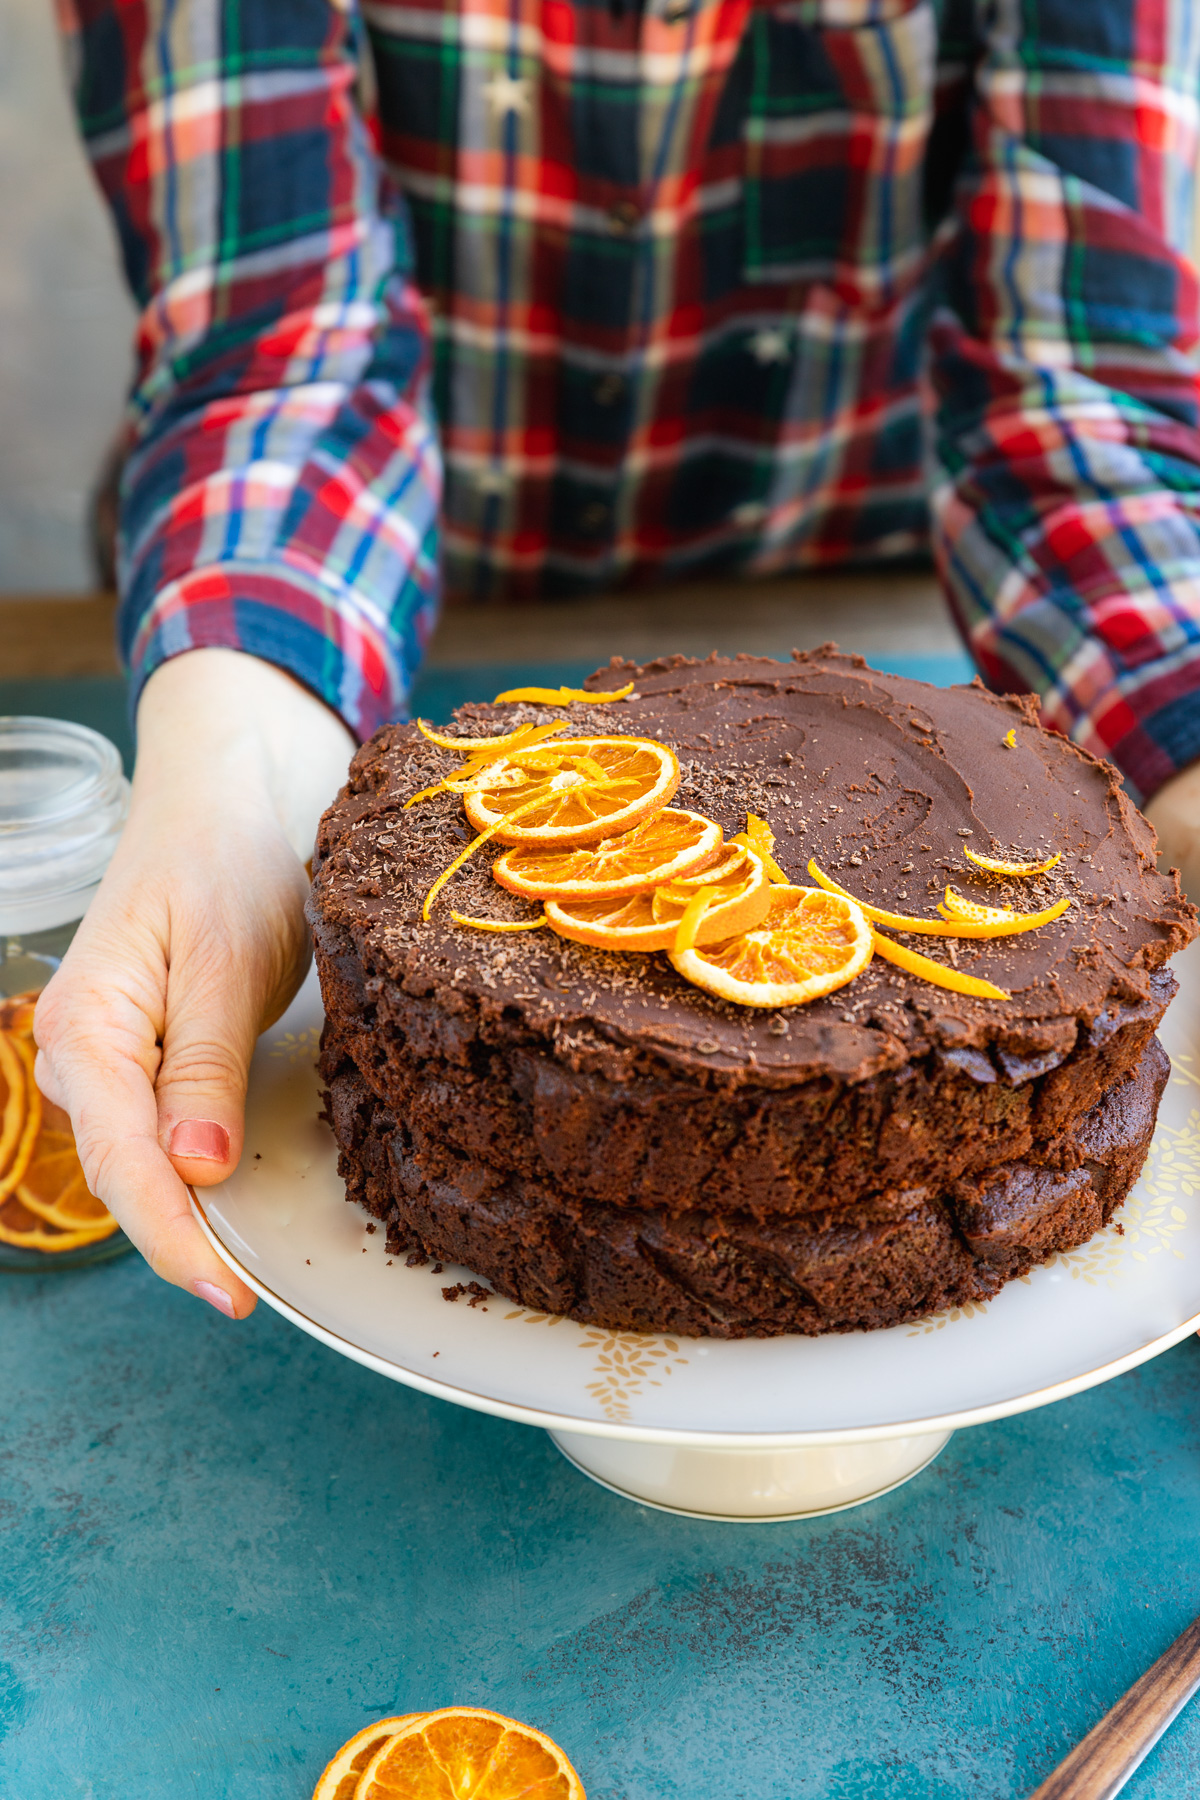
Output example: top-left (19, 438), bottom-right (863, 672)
top-left (193, 942), bottom-right (1200, 1522)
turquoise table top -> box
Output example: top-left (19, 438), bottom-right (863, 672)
top-left (3, 653), bottom-right (1199, 1800)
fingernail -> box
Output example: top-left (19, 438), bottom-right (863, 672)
top-left (194, 1280), bottom-right (236, 1318)
top-left (170, 1119), bottom-right (230, 1162)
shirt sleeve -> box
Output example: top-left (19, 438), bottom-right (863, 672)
top-left (930, 0), bottom-right (1200, 805)
top-left (64, 0), bottom-right (442, 741)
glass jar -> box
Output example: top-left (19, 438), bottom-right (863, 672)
top-left (0, 716), bottom-right (134, 1270)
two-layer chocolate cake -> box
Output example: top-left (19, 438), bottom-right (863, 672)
top-left (308, 651), bottom-right (1196, 1337)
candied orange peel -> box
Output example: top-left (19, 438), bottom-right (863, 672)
top-left (964, 846), bottom-right (1061, 876)
top-left (937, 888), bottom-right (1018, 926)
top-left (730, 813), bottom-right (789, 883)
top-left (449, 911), bottom-right (546, 932)
top-left (806, 858), bottom-right (1070, 937)
top-left (493, 680), bottom-right (634, 705)
top-left (416, 718), bottom-right (571, 754)
top-left (871, 932), bottom-right (1010, 1000)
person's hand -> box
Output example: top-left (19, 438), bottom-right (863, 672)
top-left (32, 649), bottom-right (355, 1318)
top-left (1147, 760), bottom-right (1200, 907)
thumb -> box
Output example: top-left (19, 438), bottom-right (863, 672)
top-left (156, 957), bottom-right (261, 1189)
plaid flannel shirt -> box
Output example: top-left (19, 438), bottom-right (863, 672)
top-left (69, 0), bottom-right (1200, 800)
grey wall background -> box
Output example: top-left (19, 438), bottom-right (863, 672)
top-left (0, 0), bottom-right (135, 591)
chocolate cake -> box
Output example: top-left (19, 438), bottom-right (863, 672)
top-left (308, 651), bottom-right (1197, 1337)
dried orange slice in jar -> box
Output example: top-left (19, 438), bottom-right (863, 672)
top-left (544, 843), bottom-right (771, 951)
top-left (0, 1029), bottom-right (26, 1185)
top-left (17, 1144), bottom-right (115, 1234)
top-left (354, 1707), bottom-right (585, 1800)
top-left (310, 1715), bottom-right (427, 1800)
top-left (493, 807), bottom-right (722, 901)
top-left (670, 884), bottom-right (873, 1007)
top-left (462, 738), bottom-right (679, 847)
top-left (0, 1030), bottom-right (41, 1203)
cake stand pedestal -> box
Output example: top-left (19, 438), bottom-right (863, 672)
top-left (548, 1428), bottom-right (953, 1520)
top-left (193, 945), bottom-right (1200, 1524)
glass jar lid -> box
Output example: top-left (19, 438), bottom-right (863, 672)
top-left (0, 717), bottom-right (131, 935)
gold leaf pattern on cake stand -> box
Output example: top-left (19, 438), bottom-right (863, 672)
top-left (906, 1112), bottom-right (1195, 1334)
top-left (269, 1027), bottom-right (322, 1064)
top-left (578, 1331), bottom-right (690, 1422)
top-left (503, 1310), bottom-right (694, 1418)
top-left (501, 1310), bottom-right (691, 1422)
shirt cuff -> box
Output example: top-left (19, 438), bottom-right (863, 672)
top-left (121, 560), bottom-right (439, 744)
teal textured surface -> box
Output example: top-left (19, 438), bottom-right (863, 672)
top-left (1, 1259), bottom-right (1198, 1798)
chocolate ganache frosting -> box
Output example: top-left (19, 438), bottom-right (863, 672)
top-left (309, 650), bottom-right (1197, 1336)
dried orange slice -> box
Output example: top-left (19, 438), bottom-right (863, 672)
top-left (0, 1190), bottom-right (115, 1253)
top-left (493, 808), bottom-right (723, 901)
top-left (544, 843), bottom-right (770, 951)
top-left (0, 1028), bottom-right (25, 1183)
top-left (964, 846), bottom-right (1061, 876)
top-left (0, 1032), bottom-right (41, 1203)
top-left (17, 1145), bottom-right (114, 1232)
top-left (310, 1715), bottom-right (426, 1800)
top-left (669, 884), bottom-right (873, 1007)
top-left (806, 860), bottom-right (1070, 937)
top-left (355, 1707), bottom-right (585, 1800)
top-left (871, 932), bottom-right (1010, 999)
top-left (0, 993), bottom-right (37, 1035)
top-left (462, 738), bottom-right (679, 847)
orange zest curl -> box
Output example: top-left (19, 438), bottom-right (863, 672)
top-left (672, 886), bottom-right (719, 955)
top-left (450, 911), bottom-right (546, 932)
top-left (730, 813), bottom-right (789, 884)
top-left (806, 858), bottom-right (1070, 937)
top-left (492, 681), bottom-right (635, 705)
top-left (406, 721), bottom-right (574, 808)
top-left (937, 888), bottom-right (1018, 926)
top-left (963, 846), bottom-right (1062, 877)
top-left (871, 932), bottom-right (1010, 1000)
top-left (416, 718), bottom-right (570, 754)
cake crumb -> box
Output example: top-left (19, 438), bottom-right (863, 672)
top-left (406, 1249), bottom-right (430, 1268)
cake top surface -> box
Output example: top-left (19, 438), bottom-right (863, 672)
top-left (311, 650), bottom-right (1196, 1087)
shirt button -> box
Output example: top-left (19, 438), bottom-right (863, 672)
top-left (578, 500), bottom-right (611, 532)
top-left (592, 373), bottom-right (626, 406)
top-left (607, 200), bottom-right (642, 236)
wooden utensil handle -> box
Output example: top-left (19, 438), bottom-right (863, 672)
top-left (1029, 1615), bottom-right (1200, 1800)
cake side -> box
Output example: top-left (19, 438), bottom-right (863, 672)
top-left (324, 1037), bottom-right (1169, 1337)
